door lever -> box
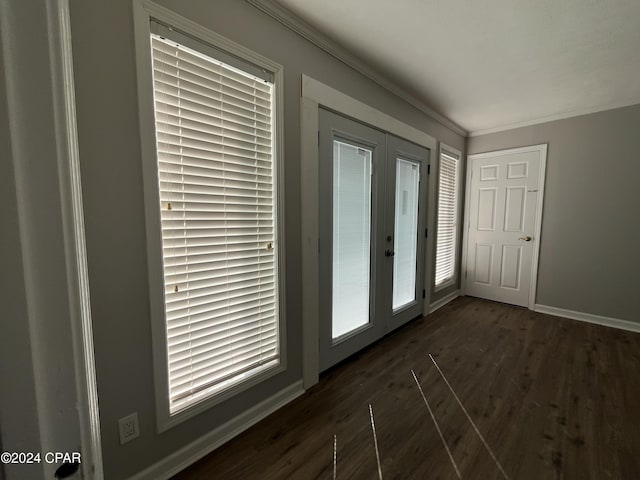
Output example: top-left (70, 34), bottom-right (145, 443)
top-left (518, 236), bottom-right (532, 242)
top-left (385, 249), bottom-right (395, 257)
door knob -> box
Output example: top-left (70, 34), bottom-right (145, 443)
top-left (385, 249), bottom-right (395, 257)
top-left (518, 236), bottom-right (532, 242)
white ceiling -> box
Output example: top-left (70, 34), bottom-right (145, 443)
top-left (274, 0), bottom-right (640, 134)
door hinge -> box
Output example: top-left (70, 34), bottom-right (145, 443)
top-left (317, 131), bottom-right (320, 147)
top-left (427, 164), bottom-right (431, 175)
top-left (422, 289), bottom-right (426, 299)
top-left (465, 269), bottom-right (468, 279)
top-left (425, 228), bottom-right (428, 238)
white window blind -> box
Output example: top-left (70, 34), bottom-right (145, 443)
top-left (435, 150), bottom-right (460, 287)
top-left (150, 32), bottom-right (279, 414)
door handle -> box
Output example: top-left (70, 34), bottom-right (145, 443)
top-left (518, 236), bottom-right (532, 242)
top-left (385, 249), bottom-right (395, 257)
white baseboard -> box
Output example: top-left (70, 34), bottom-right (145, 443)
top-left (534, 304), bottom-right (640, 334)
top-left (129, 380), bottom-right (305, 480)
top-left (429, 289), bottom-right (461, 314)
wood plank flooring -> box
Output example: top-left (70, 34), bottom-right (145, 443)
top-left (174, 296), bottom-right (640, 479)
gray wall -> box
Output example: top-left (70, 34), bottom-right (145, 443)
top-left (468, 104), bottom-right (640, 323)
top-left (67, 0), bottom-right (464, 478)
top-left (0, 21), bottom-right (42, 480)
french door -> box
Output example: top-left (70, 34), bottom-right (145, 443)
top-left (319, 109), bottom-right (429, 370)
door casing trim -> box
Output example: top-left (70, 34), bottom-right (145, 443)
top-left (0, 0), bottom-right (103, 476)
top-left (461, 144), bottom-right (547, 310)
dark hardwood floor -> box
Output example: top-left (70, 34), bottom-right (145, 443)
top-left (174, 296), bottom-right (640, 479)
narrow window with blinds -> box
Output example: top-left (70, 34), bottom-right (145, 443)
top-left (435, 148), bottom-right (460, 288)
top-left (148, 26), bottom-right (280, 415)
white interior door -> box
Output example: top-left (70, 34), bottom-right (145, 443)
top-left (464, 145), bottom-right (546, 308)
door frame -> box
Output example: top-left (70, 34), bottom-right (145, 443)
top-left (461, 144), bottom-right (547, 310)
top-left (300, 75), bottom-right (436, 389)
top-left (1, 0), bottom-right (103, 477)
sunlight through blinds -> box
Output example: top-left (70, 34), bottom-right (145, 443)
top-left (435, 150), bottom-right (460, 287)
top-left (150, 33), bottom-right (279, 413)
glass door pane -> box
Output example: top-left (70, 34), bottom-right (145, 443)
top-left (332, 140), bottom-right (373, 338)
top-left (392, 158), bottom-right (420, 310)
top-left (319, 108), bottom-right (387, 371)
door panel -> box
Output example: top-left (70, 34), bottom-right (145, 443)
top-left (475, 244), bottom-right (493, 284)
top-left (465, 149), bottom-right (542, 307)
top-left (385, 135), bottom-right (429, 329)
top-left (504, 187), bottom-right (526, 231)
top-left (478, 188), bottom-right (497, 230)
top-left (500, 244), bottom-right (521, 288)
top-left (319, 109), bottom-right (386, 371)
top-left (319, 109), bottom-right (429, 371)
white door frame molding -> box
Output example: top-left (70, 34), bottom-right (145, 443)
top-left (300, 75), bottom-right (436, 388)
top-left (461, 144), bottom-right (547, 310)
top-left (0, 0), bottom-right (103, 477)
top-left (48, 1), bottom-right (104, 475)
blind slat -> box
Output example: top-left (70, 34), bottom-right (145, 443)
top-left (170, 350), bottom-right (278, 401)
top-left (169, 327), bottom-right (278, 375)
top-left (151, 32), bottom-right (279, 414)
top-left (168, 306), bottom-right (276, 342)
top-left (435, 153), bottom-right (460, 286)
top-left (152, 37), bottom-right (272, 93)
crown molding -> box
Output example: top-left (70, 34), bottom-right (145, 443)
top-left (245, 0), bottom-right (467, 137)
top-left (469, 99), bottom-right (640, 137)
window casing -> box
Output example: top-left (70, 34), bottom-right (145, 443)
top-left (136, 10), bottom-right (285, 430)
top-left (434, 146), bottom-right (461, 289)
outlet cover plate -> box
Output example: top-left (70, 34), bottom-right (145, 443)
top-left (118, 412), bottom-right (140, 445)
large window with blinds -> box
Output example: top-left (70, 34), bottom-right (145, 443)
top-left (141, 19), bottom-right (284, 422)
top-left (434, 146), bottom-right (461, 289)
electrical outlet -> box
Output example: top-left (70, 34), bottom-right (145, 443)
top-left (118, 412), bottom-right (140, 445)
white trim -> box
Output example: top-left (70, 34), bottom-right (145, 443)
top-left (300, 95), bottom-right (320, 389)
top-left (133, 0), bottom-right (287, 432)
top-left (128, 381), bottom-right (305, 480)
top-left (301, 75), bottom-right (437, 389)
top-left (245, 0), bottom-right (467, 137)
top-left (47, 0), bottom-right (104, 476)
top-left (461, 144), bottom-right (547, 310)
top-left (468, 99), bottom-right (640, 137)
top-left (423, 148), bottom-right (438, 313)
top-left (433, 143), bottom-right (462, 293)
top-left (459, 152), bottom-right (471, 297)
top-left (434, 278), bottom-right (456, 293)
top-left (303, 75), bottom-right (436, 149)
top-left (429, 290), bottom-right (461, 314)
top-left (440, 144), bottom-right (462, 159)
top-left (529, 145), bottom-right (547, 310)
top-left (465, 143), bottom-right (547, 161)
top-left (534, 305), bottom-right (640, 334)
top-left (1, 1), bottom-right (102, 476)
